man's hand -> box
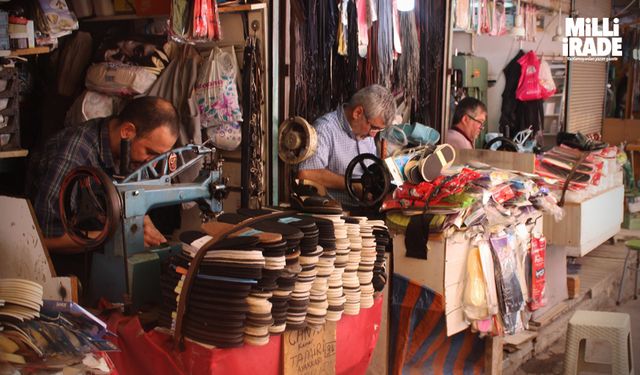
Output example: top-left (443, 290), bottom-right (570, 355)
top-left (144, 215), bottom-right (166, 247)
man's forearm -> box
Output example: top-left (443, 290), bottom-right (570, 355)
top-left (298, 169), bottom-right (346, 190)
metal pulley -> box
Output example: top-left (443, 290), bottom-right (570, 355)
top-left (278, 116), bottom-right (318, 165)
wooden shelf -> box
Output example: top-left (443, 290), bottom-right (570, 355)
top-left (0, 149), bottom-right (28, 159)
top-left (80, 3), bottom-right (265, 22)
top-left (81, 14), bottom-right (167, 22)
top-left (9, 47), bottom-right (50, 57)
top-left (219, 3), bottom-right (267, 13)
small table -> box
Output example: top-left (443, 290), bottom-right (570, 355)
top-left (627, 143), bottom-right (640, 185)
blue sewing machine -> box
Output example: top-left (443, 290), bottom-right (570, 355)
top-left (59, 144), bottom-right (227, 308)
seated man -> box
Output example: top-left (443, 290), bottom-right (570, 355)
top-left (297, 84), bottom-right (396, 207)
top-left (30, 96), bottom-right (179, 255)
top-left (447, 97), bottom-right (487, 150)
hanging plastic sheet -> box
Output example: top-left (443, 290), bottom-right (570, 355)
top-left (529, 234), bottom-right (547, 310)
top-left (489, 232), bottom-right (525, 335)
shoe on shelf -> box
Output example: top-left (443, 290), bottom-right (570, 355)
top-left (556, 131), bottom-right (608, 152)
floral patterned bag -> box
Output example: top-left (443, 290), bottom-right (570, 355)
top-left (195, 47), bottom-right (243, 127)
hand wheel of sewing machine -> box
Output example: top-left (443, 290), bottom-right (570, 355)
top-left (345, 153), bottom-right (392, 208)
top-left (59, 166), bottom-right (121, 248)
top-left (58, 144), bottom-right (224, 249)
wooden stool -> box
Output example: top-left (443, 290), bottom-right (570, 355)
top-left (616, 239), bottom-right (640, 305)
top-left (563, 310), bottom-right (634, 375)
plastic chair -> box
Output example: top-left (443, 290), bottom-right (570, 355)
top-left (616, 239), bottom-right (640, 305)
top-left (563, 310), bottom-right (634, 375)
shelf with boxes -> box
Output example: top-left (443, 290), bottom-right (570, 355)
top-left (543, 62), bottom-right (568, 136)
top-left (0, 67), bottom-right (21, 152)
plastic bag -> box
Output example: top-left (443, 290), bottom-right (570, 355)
top-left (195, 47), bottom-right (242, 128)
top-left (538, 60), bottom-right (557, 99)
top-left (529, 235), bottom-right (547, 310)
top-left (463, 246), bottom-right (490, 321)
top-left (85, 63), bottom-right (157, 96)
top-left (205, 122), bottom-right (241, 151)
top-left (489, 231), bottom-right (525, 335)
top-left (516, 51), bottom-right (544, 101)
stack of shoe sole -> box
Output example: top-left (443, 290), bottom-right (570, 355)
top-left (0, 279), bottom-right (43, 323)
top-left (355, 218), bottom-right (376, 309)
top-left (159, 233), bottom-right (264, 348)
top-left (370, 220), bottom-right (390, 292)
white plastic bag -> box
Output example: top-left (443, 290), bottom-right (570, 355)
top-left (85, 63), bottom-right (157, 96)
top-left (205, 122), bottom-right (241, 151)
top-left (195, 47), bottom-right (243, 127)
top-left (538, 60), bottom-right (557, 99)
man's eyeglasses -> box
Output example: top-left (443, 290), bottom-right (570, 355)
top-left (466, 113), bottom-right (486, 127)
top-left (365, 116), bottom-right (386, 133)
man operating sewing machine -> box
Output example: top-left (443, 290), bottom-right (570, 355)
top-left (297, 85), bottom-right (396, 207)
top-left (29, 96), bottom-right (179, 264)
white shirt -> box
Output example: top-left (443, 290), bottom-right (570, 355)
top-left (446, 127), bottom-right (474, 150)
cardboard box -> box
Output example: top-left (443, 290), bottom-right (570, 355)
top-left (454, 148), bottom-right (535, 173)
top-left (603, 118), bottom-right (640, 146)
top-left (393, 216), bottom-right (543, 337)
top-left (393, 232), bottom-right (472, 337)
top-left (543, 185), bottom-right (624, 257)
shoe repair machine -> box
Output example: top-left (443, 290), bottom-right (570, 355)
top-left (279, 116), bottom-right (453, 212)
top-left (278, 116), bottom-right (402, 213)
top-left (58, 143), bottom-right (227, 307)
top-left (278, 116), bottom-right (390, 213)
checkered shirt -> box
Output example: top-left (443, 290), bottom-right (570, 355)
top-left (31, 118), bottom-right (115, 237)
top-left (299, 105), bottom-right (377, 206)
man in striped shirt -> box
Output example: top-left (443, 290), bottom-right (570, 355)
top-left (298, 85), bottom-right (396, 207)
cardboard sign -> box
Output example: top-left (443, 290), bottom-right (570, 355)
top-left (283, 322), bottom-right (337, 375)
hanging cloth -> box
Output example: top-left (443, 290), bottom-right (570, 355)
top-left (338, 0), bottom-right (349, 56)
top-left (454, 0), bottom-right (470, 30)
top-left (489, 0), bottom-right (507, 36)
top-left (394, 11), bottom-right (419, 109)
top-left (377, 0), bottom-right (394, 88)
top-left (499, 50), bottom-right (524, 137)
top-left (392, 0), bottom-right (402, 56)
top-left (480, 0), bottom-right (491, 34)
top-left (367, 0), bottom-right (377, 25)
top-left (147, 43), bottom-right (203, 182)
top-left (356, 0), bottom-right (369, 58)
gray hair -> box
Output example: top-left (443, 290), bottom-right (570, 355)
top-left (347, 84), bottom-right (396, 127)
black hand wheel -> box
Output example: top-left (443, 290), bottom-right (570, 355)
top-left (345, 153), bottom-right (391, 208)
top-left (59, 166), bottom-right (121, 248)
top-left (485, 136), bottom-right (519, 152)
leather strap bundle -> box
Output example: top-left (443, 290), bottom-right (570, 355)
top-left (415, 0), bottom-right (446, 127)
top-left (241, 36), bottom-right (265, 208)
